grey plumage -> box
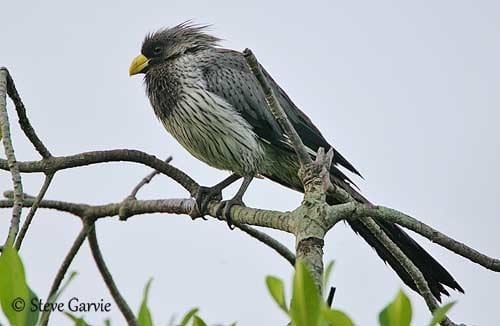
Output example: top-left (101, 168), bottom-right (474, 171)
top-left (130, 22), bottom-right (463, 299)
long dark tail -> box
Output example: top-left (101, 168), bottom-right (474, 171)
top-left (266, 171), bottom-right (464, 300)
top-left (346, 218), bottom-right (463, 300)
top-left (330, 178), bottom-right (464, 301)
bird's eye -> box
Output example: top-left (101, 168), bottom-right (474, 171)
top-left (153, 46), bottom-right (162, 55)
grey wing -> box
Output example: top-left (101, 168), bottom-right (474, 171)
top-left (202, 48), bottom-right (361, 178)
top-left (259, 65), bottom-right (362, 177)
top-left (201, 50), bottom-right (290, 152)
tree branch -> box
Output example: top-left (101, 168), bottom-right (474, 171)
top-left (128, 157), bottom-right (172, 199)
top-left (4, 69), bottom-right (52, 158)
top-left (233, 222), bottom-right (296, 266)
top-left (1, 68), bottom-right (55, 250)
top-left (0, 68), bottom-right (24, 247)
top-left (244, 49), bottom-right (329, 291)
top-left (243, 49), bottom-right (313, 167)
top-left (325, 202), bottom-right (500, 272)
top-left (124, 158), bottom-right (297, 266)
top-left (40, 224), bottom-right (90, 326)
top-left (2, 192), bottom-right (88, 216)
top-left (125, 162), bottom-right (297, 266)
top-left (1, 195), bottom-right (297, 262)
top-left (0, 150), bottom-right (198, 195)
top-left (14, 173), bottom-right (55, 250)
top-left (87, 224), bottom-right (137, 326)
top-left (362, 205), bottom-right (500, 272)
top-left (0, 195), bottom-right (293, 232)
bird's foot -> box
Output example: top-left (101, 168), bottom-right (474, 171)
top-left (216, 197), bottom-right (246, 229)
top-left (192, 186), bottom-right (223, 219)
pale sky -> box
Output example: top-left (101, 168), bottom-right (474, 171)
top-left (1, 1), bottom-right (499, 325)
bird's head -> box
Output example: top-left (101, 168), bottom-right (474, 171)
top-left (129, 22), bottom-right (220, 76)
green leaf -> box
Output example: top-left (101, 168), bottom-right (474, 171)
top-left (138, 278), bottom-right (153, 326)
top-left (378, 290), bottom-right (412, 326)
top-left (179, 307), bottom-right (199, 326)
top-left (104, 318), bottom-right (112, 326)
top-left (429, 301), bottom-right (456, 326)
top-left (322, 307), bottom-right (354, 326)
top-left (0, 245), bottom-right (31, 326)
top-left (64, 312), bottom-right (89, 326)
top-left (265, 276), bottom-right (288, 313)
top-left (192, 315), bottom-right (207, 326)
top-left (290, 260), bottom-right (322, 326)
top-left (322, 261), bottom-right (335, 291)
top-left (26, 287), bottom-right (40, 326)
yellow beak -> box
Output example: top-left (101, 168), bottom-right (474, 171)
top-left (129, 54), bottom-right (149, 76)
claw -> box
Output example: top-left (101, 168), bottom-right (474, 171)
top-left (190, 174), bottom-right (242, 219)
top-left (193, 185), bottom-right (223, 218)
top-left (216, 197), bottom-right (246, 229)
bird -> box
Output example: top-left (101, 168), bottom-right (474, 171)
top-left (129, 22), bottom-right (463, 300)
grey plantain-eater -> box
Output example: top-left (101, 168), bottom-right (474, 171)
top-left (129, 22), bottom-right (463, 300)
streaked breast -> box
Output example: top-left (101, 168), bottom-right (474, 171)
top-left (161, 86), bottom-right (264, 175)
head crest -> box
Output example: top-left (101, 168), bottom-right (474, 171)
top-left (143, 21), bottom-right (221, 50)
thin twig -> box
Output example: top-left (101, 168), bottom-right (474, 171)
top-left (233, 222), bottom-right (296, 266)
top-left (40, 224), bottom-right (90, 326)
top-left (15, 173), bottom-right (55, 250)
top-left (2, 69), bottom-right (56, 250)
top-left (128, 156), bottom-right (172, 199)
top-left (4, 69), bottom-right (52, 158)
top-left (243, 49), bottom-right (313, 167)
top-left (0, 68), bottom-right (23, 247)
top-left (87, 224), bottom-right (138, 326)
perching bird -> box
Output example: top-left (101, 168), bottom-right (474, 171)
top-left (129, 22), bottom-right (463, 300)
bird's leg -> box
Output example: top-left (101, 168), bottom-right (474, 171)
top-left (194, 173), bottom-right (242, 218)
top-left (217, 176), bottom-right (254, 229)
